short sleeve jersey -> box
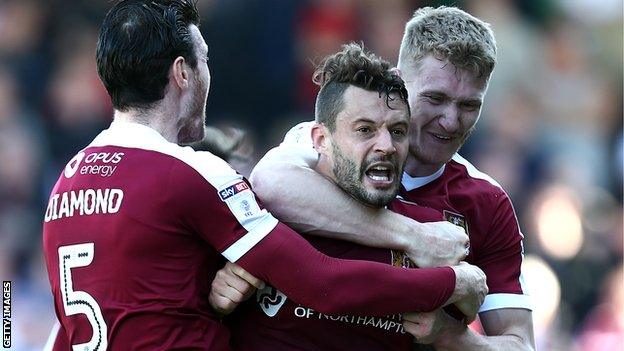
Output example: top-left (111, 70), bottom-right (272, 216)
top-left (43, 121), bottom-right (279, 350)
top-left (401, 154), bottom-right (530, 312)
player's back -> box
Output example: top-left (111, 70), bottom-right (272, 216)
top-left (43, 123), bottom-right (232, 350)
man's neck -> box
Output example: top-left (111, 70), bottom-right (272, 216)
top-left (113, 109), bottom-right (179, 144)
top-left (404, 154), bottom-right (444, 177)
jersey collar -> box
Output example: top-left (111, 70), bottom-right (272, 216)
top-left (401, 164), bottom-right (446, 191)
top-left (89, 120), bottom-right (170, 148)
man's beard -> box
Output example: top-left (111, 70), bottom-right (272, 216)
top-left (331, 144), bottom-right (401, 208)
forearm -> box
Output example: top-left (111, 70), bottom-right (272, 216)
top-left (433, 325), bottom-right (534, 351)
top-left (251, 160), bottom-right (415, 250)
top-left (236, 223), bottom-right (455, 316)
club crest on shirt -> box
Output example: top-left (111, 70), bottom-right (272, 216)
top-left (256, 285), bottom-right (287, 317)
top-left (443, 210), bottom-right (469, 234)
top-left (390, 250), bottom-right (416, 268)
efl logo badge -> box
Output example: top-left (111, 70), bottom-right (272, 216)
top-left (443, 210), bottom-right (469, 234)
top-left (218, 181), bottom-right (250, 201)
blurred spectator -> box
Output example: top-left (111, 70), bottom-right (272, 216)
top-left (574, 264), bottom-right (624, 351)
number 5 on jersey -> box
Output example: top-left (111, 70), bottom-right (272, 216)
top-left (58, 243), bottom-right (108, 351)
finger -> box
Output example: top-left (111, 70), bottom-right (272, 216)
top-left (402, 319), bottom-right (423, 337)
top-left (402, 313), bottom-right (422, 323)
top-left (212, 275), bottom-right (247, 303)
top-left (220, 270), bottom-right (257, 297)
top-left (228, 262), bottom-right (265, 289)
top-left (209, 292), bottom-right (237, 315)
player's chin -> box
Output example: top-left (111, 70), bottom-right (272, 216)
top-left (364, 185), bottom-right (399, 207)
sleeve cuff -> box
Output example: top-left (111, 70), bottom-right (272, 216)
top-left (479, 293), bottom-right (532, 313)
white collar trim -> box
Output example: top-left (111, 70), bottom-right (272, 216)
top-left (401, 164), bottom-right (446, 191)
top-left (89, 120), bottom-right (170, 148)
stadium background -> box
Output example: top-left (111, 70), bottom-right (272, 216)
top-left (0, 0), bottom-right (621, 349)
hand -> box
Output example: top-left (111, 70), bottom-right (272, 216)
top-left (403, 309), bottom-right (462, 344)
top-left (449, 262), bottom-right (488, 322)
top-left (209, 262), bottom-right (265, 316)
top-left (406, 221), bottom-right (470, 268)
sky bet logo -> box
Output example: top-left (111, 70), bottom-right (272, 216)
top-left (219, 181), bottom-right (249, 201)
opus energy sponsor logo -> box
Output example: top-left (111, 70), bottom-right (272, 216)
top-left (81, 152), bottom-right (124, 178)
top-left (64, 151), bottom-right (125, 179)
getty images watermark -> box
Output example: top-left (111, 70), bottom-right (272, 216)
top-left (2, 281), bottom-right (10, 348)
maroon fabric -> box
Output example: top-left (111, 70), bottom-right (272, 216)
top-left (401, 160), bottom-right (526, 296)
top-left (43, 133), bottom-right (454, 350)
top-left (229, 200), bottom-right (451, 351)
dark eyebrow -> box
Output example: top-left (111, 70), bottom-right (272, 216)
top-left (351, 117), bottom-right (377, 125)
top-left (462, 98), bottom-right (483, 105)
top-left (419, 90), bottom-right (447, 97)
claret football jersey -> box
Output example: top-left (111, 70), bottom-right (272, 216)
top-left (230, 121), bottom-right (532, 349)
top-left (43, 120), bottom-right (459, 350)
top-left (228, 198), bottom-right (444, 351)
top-left (400, 153), bottom-right (530, 313)
top-left (43, 121), bottom-right (280, 350)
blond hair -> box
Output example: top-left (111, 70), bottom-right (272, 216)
top-left (398, 6), bottom-right (497, 78)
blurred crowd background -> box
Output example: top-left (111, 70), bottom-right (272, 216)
top-left (0, 0), bottom-right (621, 349)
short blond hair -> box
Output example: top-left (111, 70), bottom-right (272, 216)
top-left (398, 6), bottom-right (497, 79)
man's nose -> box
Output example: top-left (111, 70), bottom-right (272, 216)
top-left (374, 130), bottom-right (397, 155)
top-left (438, 104), bottom-right (460, 133)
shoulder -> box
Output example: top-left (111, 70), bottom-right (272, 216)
top-left (447, 155), bottom-right (522, 233)
top-left (137, 140), bottom-right (242, 192)
top-left (447, 154), bottom-right (509, 200)
top-left (168, 146), bottom-right (241, 188)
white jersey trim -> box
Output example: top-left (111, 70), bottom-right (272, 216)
top-left (222, 214), bottom-right (279, 262)
top-left (451, 153), bottom-right (502, 188)
top-left (479, 293), bottom-right (532, 313)
top-left (88, 120), bottom-right (277, 261)
top-left (401, 165), bottom-right (446, 191)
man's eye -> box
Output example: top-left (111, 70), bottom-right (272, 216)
top-left (391, 129), bottom-right (406, 136)
top-left (357, 127), bottom-right (371, 134)
top-left (461, 102), bottom-right (480, 111)
top-left (425, 95), bottom-right (443, 104)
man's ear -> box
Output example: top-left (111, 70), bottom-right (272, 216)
top-left (311, 123), bottom-right (331, 156)
top-left (171, 56), bottom-right (189, 89)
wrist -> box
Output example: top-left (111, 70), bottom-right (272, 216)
top-left (433, 322), bottom-right (470, 350)
top-left (392, 212), bottom-right (420, 251)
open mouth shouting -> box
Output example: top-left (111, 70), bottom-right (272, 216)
top-left (364, 162), bottom-right (397, 188)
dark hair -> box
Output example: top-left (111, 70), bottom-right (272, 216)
top-left (313, 43), bottom-right (409, 132)
top-left (96, 0), bottom-right (200, 111)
